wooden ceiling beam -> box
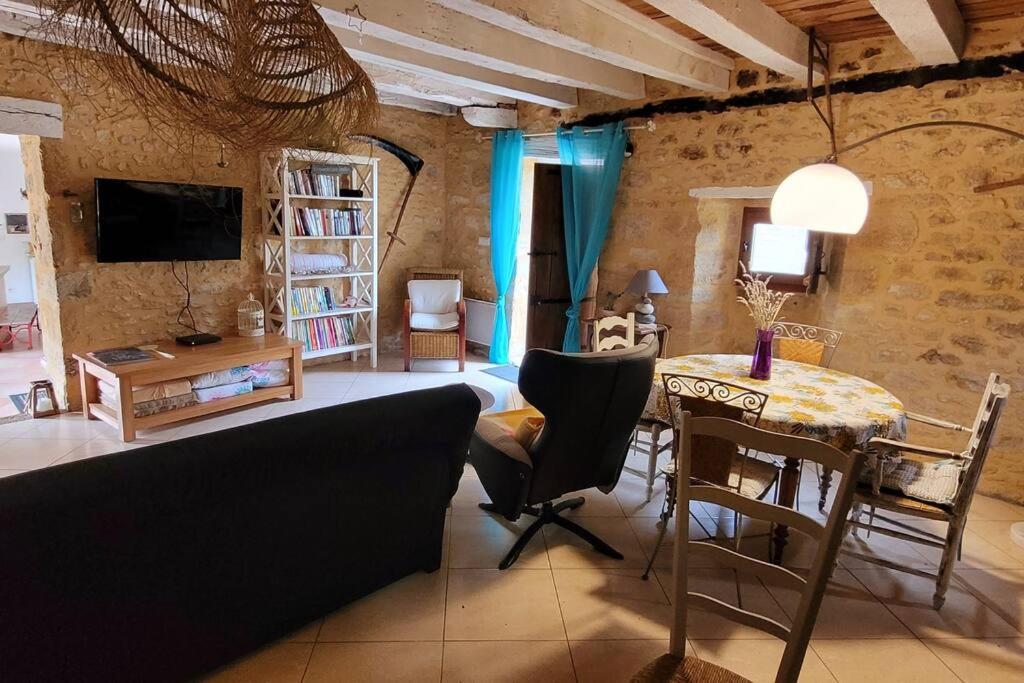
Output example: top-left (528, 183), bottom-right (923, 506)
top-left (318, 0), bottom-right (645, 99)
top-left (869, 0), bottom-right (965, 65)
top-left (333, 29), bottom-right (579, 109)
top-left (360, 62), bottom-right (511, 108)
top-left (433, 0), bottom-right (730, 92)
top-left (377, 92), bottom-right (457, 116)
top-left (643, 0), bottom-right (823, 80)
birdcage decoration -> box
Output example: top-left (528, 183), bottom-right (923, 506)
top-left (238, 293), bottom-right (265, 337)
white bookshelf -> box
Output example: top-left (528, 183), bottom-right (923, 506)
top-left (260, 149), bottom-right (378, 367)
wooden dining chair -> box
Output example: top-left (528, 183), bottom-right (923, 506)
top-left (633, 413), bottom-right (865, 683)
top-left (843, 373), bottom-right (1010, 609)
top-left (769, 321), bottom-right (843, 368)
top-left (641, 374), bottom-right (773, 581)
top-left (592, 312), bottom-right (635, 351)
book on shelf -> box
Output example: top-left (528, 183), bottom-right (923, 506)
top-left (88, 347), bottom-right (154, 365)
top-left (290, 207), bottom-right (364, 236)
top-left (292, 316), bottom-right (356, 353)
top-left (291, 286), bottom-right (338, 316)
top-left (287, 167), bottom-right (365, 198)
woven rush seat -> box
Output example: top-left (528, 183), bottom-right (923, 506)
top-left (632, 654), bottom-right (752, 683)
top-left (661, 455), bottom-right (779, 501)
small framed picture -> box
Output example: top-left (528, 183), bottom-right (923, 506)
top-left (4, 213), bottom-right (28, 235)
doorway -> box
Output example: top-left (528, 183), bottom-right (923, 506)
top-left (508, 160), bottom-right (571, 363)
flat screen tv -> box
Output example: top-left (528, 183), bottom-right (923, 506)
top-left (95, 178), bottom-right (243, 263)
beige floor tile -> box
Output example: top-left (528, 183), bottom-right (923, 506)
top-left (764, 568), bottom-right (913, 639)
top-left (955, 568), bottom-right (1024, 632)
top-left (628, 513), bottom-right (720, 572)
top-left (304, 642), bottom-right (442, 683)
top-left (968, 495), bottom-right (1024, 522)
top-left (670, 567), bottom-right (793, 640)
top-left (441, 640), bottom-right (575, 683)
top-left (0, 437), bottom-right (87, 469)
top-left (839, 526), bottom-right (935, 571)
top-left (201, 642), bottom-right (312, 683)
top-left (811, 638), bottom-right (960, 682)
top-left (553, 567), bottom-right (672, 640)
top-left (55, 438), bottom-right (143, 464)
top-left (909, 525), bottom-right (1024, 571)
top-left (923, 637), bottom-right (1024, 682)
top-left (615, 476), bottom-right (668, 518)
top-left (556, 488), bottom-right (625, 517)
top-left (448, 513), bottom-right (549, 569)
top-left (450, 475), bottom-right (492, 516)
top-left (445, 569), bottom-right (565, 641)
top-left (690, 639), bottom-right (836, 682)
top-left (570, 640), bottom-right (672, 683)
top-left (0, 468), bottom-right (27, 479)
top-left (544, 516), bottom-right (648, 569)
top-left (851, 568), bottom-right (1019, 638)
top-left (319, 570), bottom-right (446, 642)
top-left (968, 520), bottom-right (1024, 563)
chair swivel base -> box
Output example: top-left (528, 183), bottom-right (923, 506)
top-left (479, 497), bottom-right (624, 570)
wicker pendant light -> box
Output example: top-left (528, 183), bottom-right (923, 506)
top-left (41, 0), bottom-right (378, 151)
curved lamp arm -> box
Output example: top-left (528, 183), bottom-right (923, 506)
top-left (824, 120), bottom-right (1024, 163)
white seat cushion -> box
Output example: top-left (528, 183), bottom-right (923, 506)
top-left (408, 279), bottom-right (461, 314)
top-left (410, 312), bottom-right (460, 331)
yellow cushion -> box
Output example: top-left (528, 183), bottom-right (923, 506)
top-left (513, 416), bottom-right (545, 450)
top-left (483, 407), bottom-right (543, 432)
top-left (779, 338), bottom-right (825, 366)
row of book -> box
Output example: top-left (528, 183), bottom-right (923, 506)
top-left (291, 207), bottom-right (364, 236)
top-left (287, 164), bottom-right (364, 198)
top-left (291, 286), bottom-right (339, 316)
top-left (292, 317), bottom-right (356, 353)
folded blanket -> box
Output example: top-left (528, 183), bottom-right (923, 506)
top-left (291, 252), bottom-right (349, 275)
top-left (98, 378), bottom-right (193, 405)
top-left (99, 388), bottom-right (198, 418)
top-left (194, 380), bottom-right (253, 403)
top-left (191, 366), bottom-right (253, 389)
top-left (249, 360), bottom-right (291, 389)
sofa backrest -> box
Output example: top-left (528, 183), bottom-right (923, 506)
top-left (0, 384), bottom-right (480, 682)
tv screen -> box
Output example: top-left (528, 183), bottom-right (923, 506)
top-left (95, 178), bottom-right (243, 263)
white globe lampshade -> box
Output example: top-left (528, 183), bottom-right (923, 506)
top-left (770, 163), bottom-right (869, 235)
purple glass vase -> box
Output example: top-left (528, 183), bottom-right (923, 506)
top-left (749, 328), bottom-right (774, 381)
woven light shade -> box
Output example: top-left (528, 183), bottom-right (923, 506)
top-left (41, 0), bottom-right (378, 151)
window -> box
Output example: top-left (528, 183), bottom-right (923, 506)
top-left (738, 207), bottom-right (822, 293)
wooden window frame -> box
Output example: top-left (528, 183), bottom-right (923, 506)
top-left (737, 207), bottom-right (823, 294)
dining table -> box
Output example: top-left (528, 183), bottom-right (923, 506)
top-left (643, 353), bottom-right (908, 563)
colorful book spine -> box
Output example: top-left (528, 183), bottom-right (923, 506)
top-left (289, 207), bottom-right (363, 237)
top-left (291, 316), bottom-right (355, 353)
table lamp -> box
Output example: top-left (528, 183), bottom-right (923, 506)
top-left (626, 269), bottom-right (668, 324)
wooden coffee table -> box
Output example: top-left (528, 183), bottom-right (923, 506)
top-left (74, 335), bottom-right (303, 442)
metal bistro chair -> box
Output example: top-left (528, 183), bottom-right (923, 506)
top-left (769, 321), bottom-right (843, 368)
top-left (768, 321), bottom-right (844, 508)
top-left (642, 374), bottom-right (775, 582)
top-left (844, 372), bottom-right (1010, 609)
top-left (633, 412), bottom-right (865, 683)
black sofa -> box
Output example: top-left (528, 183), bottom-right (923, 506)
top-left (0, 384), bottom-right (480, 682)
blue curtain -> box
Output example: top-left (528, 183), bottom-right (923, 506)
top-left (557, 122), bottom-right (628, 352)
top-left (488, 129), bottom-right (525, 364)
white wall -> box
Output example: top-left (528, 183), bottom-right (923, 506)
top-left (0, 134), bottom-right (35, 303)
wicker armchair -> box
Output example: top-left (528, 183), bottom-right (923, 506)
top-left (403, 268), bottom-right (466, 372)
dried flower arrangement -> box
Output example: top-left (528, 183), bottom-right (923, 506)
top-left (735, 262), bottom-right (794, 330)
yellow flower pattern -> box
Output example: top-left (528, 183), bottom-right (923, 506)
top-left (646, 354), bottom-right (907, 451)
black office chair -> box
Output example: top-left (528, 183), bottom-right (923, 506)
top-left (470, 339), bottom-right (658, 569)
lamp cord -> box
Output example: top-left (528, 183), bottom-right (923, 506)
top-left (824, 120), bottom-right (1024, 162)
top-left (171, 261), bottom-right (199, 334)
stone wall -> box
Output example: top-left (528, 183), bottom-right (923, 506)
top-left (0, 34), bottom-right (447, 405)
top-left (443, 24), bottom-right (1024, 502)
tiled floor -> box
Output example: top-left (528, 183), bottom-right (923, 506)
top-left (0, 342), bottom-right (45, 418)
top-left (2, 352), bottom-right (1023, 682)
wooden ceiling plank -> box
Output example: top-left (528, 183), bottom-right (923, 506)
top-left (359, 62), bottom-right (509, 108)
top-left (431, 0), bottom-right (731, 92)
top-left (869, 0), bottom-right (965, 64)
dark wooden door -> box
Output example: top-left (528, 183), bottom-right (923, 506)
top-left (526, 164), bottom-right (570, 351)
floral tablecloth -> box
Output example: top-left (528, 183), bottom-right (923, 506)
top-left (645, 354), bottom-right (907, 452)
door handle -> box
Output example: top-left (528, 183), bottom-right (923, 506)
top-left (528, 250), bottom-right (557, 257)
top-left (531, 297), bottom-right (571, 305)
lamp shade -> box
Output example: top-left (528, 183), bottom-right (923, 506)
top-left (771, 163), bottom-right (869, 235)
top-left (626, 269), bottom-right (669, 295)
